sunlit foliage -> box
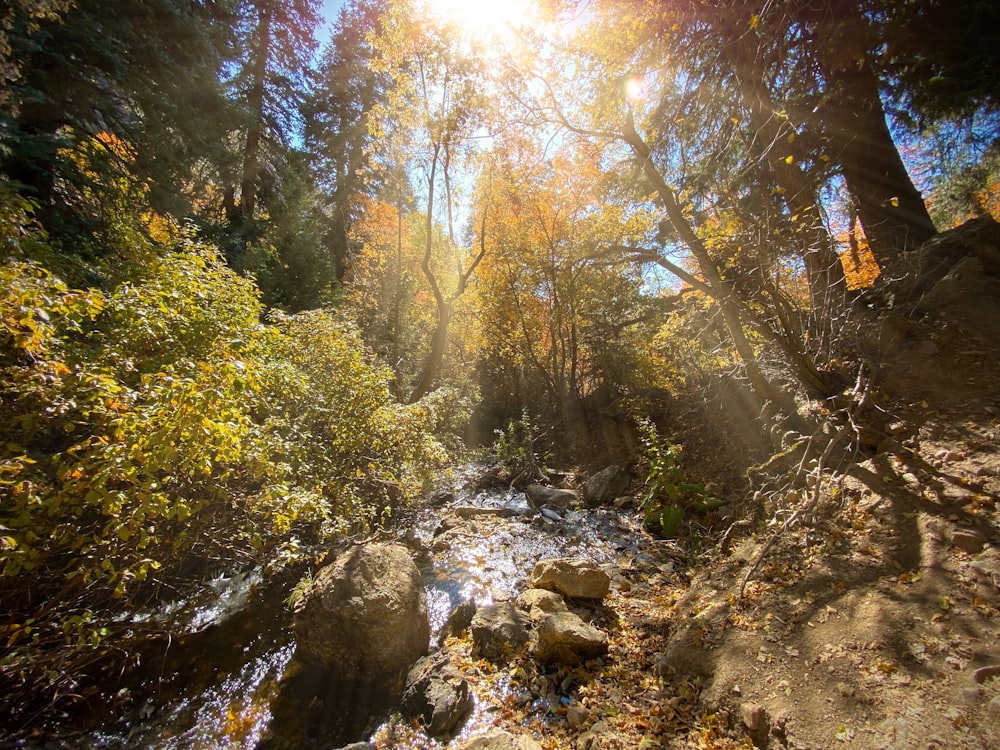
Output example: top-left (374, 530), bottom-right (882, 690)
top-left (0, 195), bottom-right (445, 714)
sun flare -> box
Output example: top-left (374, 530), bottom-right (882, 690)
top-left (424, 0), bottom-right (540, 41)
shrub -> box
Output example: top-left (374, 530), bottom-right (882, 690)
top-left (0, 202), bottom-right (446, 721)
top-left (637, 418), bottom-right (722, 538)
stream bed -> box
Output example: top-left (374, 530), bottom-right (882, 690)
top-left (50, 466), bottom-right (672, 749)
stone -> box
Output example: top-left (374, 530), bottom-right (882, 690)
top-left (919, 256), bottom-right (992, 311)
top-left (456, 731), bottom-right (544, 750)
top-left (292, 543), bottom-right (428, 685)
top-left (989, 696), bottom-right (1000, 718)
top-left (740, 701), bottom-right (770, 746)
top-left (453, 505), bottom-right (520, 519)
top-left (973, 665), bottom-right (1000, 684)
top-left (951, 528), bottom-right (988, 553)
top-left (532, 612), bottom-right (608, 666)
top-left (566, 704), bottom-right (590, 728)
top-left (525, 484), bottom-right (579, 509)
top-left (471, 602), bottom-right (529, 661)
top-left (530, 558), bottom-right (610, 600)
top-left (582, 465), bottom-right (630, 508)
top-left (401, 651), bottom-right (473, 738)
top-left (515, 588), bottom-right (568, 622)
top-left (438, 599), bottom-right (477, 644)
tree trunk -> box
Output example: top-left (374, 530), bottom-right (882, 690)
top-left (240, 1), bottom-right (272, 221)
top-left (815, 17), bottom-right (936, 267)
top-left (407, 302), bottom-right (453, 404)
top-left (621, 113), bottom-right (794, 408)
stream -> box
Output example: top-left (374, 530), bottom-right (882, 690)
top-left (51, 464), bottom-right (667, 749)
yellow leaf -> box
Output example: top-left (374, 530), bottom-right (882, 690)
top-left (750, 14), bottom-right (759, 28)
top-left (784, 155), bottom-right (794, 165)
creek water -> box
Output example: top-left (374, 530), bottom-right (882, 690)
top-left (66, 466), bottom-right (657, 749)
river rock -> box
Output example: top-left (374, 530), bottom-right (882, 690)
top-left (401, 651), bottom-right (473, 737)
top-left (582, 465), bottom-right (630, 507)
top-left (515, 588), bottom-right (568, 622)
top-left (532, 612), bottom-right (608, 666)
top-left (530, 558), bottom-right (610, 600)
top-left (456, 731), bottom-right (544, 750)
top-left (437, 599), bottom-right (477, 644)
top-left (292, 543), bottom-right (429, 684)
top-left (525, 484), bottom-right (579, 509)
top-left (471, 602), bottom-right (529, 661)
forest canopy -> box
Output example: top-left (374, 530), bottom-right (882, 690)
top-left (1, 0), bottom-right (998, 729)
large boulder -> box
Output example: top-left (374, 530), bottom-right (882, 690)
top-left (401, 651), bottom-right (473, 738)
top-left (582, 465), bottom-right (630, 507)
top-left (530, 558), bottom-right (610, 600)
top-left (525, 484), bottom-right (579, 509)
top-left (293, 543), bottom-right (429, 683)
top-left (470, 602), bottom-right (529, 661)
top-left (532, 612), bottom-right (608, 666)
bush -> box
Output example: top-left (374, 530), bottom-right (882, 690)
top-left (637, 418), bottom-right (722, 538)
top-left (0, 202), bottom-right (446, 721)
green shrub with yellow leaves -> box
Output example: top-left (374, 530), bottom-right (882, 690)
top-left (0, 195), bottom-right (445, 714)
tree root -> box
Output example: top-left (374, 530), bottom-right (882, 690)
top-left (738, 364), bottom-right (872, 599)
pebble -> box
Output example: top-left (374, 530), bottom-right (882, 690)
top-left (952, 529), bottom-right (987, 554)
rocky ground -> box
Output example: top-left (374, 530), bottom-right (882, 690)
top-left (362, 219), bottom-right (1000, 749)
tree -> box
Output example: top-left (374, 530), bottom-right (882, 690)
top-left (0, 0), bottom-right (233, 239)
top-left (305, 0), bottom-right (394, 280)
top-left (475, 136), bottom-right (664, 428)
top-left (229, 0), bottom-right (321, 229)
top-left (369, 1), bottom-right (494, 403)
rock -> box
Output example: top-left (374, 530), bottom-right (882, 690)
top-left (429, 489), bottom-right (457, 505)
top-left (989, 696), bottom-right (1000, 718)
top-left (582, 465), bottom-right (630, 507)
top-left (293, 543), bottom-right (428, 685)
top-left (453, 505), bottom-right (520, 519)
top-left (862, 310), bottom-right (911, 358)
top-left (740, 702), bottom-right (770, 746)
top-left (532, 612), bottom-right (608, 666)
top-left (438, 599), bottom-right (477, 644)
top-left (566, 704), bottom-right (590, 728)
top-left (471, 602), bottom-right (529, 661)
top-left (530, 558), bottom-right (610, 600)
top-left (973, 665), bottom-right (1000, 684)
top-left (882, 216), bottom-right (1000, 304)
top-left (456, 731), bottom-right (544, 750)
top-left (920, 256), bottom-right (998, 311)
top-left (951, 528), bottom-right (988, 553)
top-left (401, 651), bottom-right (473, 738)
top-left (515, 588), bottom-right (568, 622)
top-left (575, 721), bottom-right (612, 750)
top-left (740, 701), bottom-right (768, 732)
top-left (613, 495), bottom-right (635, 510)
top-left (525, 484), bottom-right (579, 509)
top-left (434, 514), bottom-right (465, 536)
